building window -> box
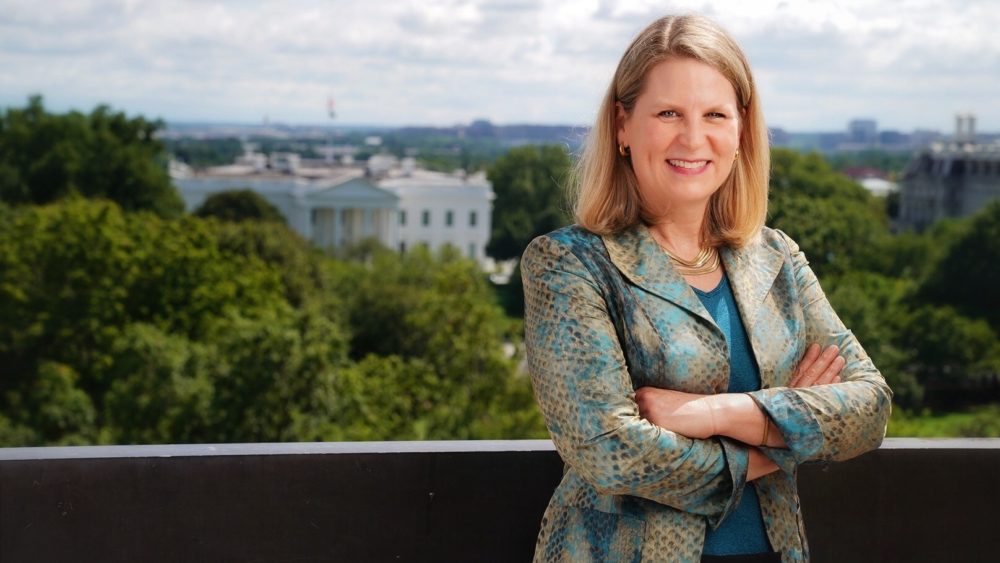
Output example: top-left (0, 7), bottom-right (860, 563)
top-left (422, 210), bottom-right (430, 226)
top-left (446, 210), bottom-right (454, 227)
top-left (469, 211), bottom-right (477, 227)
top-left (399, 210), bottom-right (406, 226)
top-left (399, 241), bottom-right (406, 253)
top-left (468, 243), bottom-right (476, 260)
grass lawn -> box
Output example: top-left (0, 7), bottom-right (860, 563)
top-left (887, 404), bottom-right (1000, 437)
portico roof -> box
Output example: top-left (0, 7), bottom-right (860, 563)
top-left (305, 177), bottom-right (400, 208)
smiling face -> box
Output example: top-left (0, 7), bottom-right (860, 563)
top-left (617, 56), bottom-right (741, 219)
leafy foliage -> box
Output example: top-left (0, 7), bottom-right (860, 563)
top-left (0, 197), bottom-right (544, 445)
top-left (0, 198), bottom-right (356, 444)
top-left (823, 149), bottom-right (914, 180)
top-left (918, 199), bottom-right (1000, 332)
top-left (163, 137), bottom-right (244, 168)
top-left (768, 149), bottom-right (888, 277)
top-left (324, 245), bottom-right (544, 439)
top-left (888, 405), bottom-right (1000, 438)
top-left (769, 149), bottom-right (999, 413)
top-left (486, 144), bottom-right (572, 260)
top-left (194, 189), bottom-right (287, 224)
top-left (0, 96), bottom-right (183, 216)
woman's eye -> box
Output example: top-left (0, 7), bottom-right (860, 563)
top-left (658, 110), bottom-right (678, 118)
top-left (707, 112), bottom-right (727, 119)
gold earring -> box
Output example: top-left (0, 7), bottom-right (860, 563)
top-left (618, 144), bottom-right (629, 157)
top-left (734, 149), bottom-right (740, 161)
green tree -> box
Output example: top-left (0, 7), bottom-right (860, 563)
top-left (824, 149), bottom-right (914, 180)
top-left (163, 137), bottom-right (244, 168)
top-left (0, 361), bottom-right (97, 445)
top-left (194, 189), bottom-right (287, 224)
top-left (327, 245), bottom-right (545, 440)
top-left (0, 198), bottom-right (349, 445)
top-left (486, 144), bottom-right (572, 260)
top-left (895, 305), bottom-right (1000, 386)
top-left (824, 271), bottom-right (923, 407)
top-left (918, 199), bottom-right (1000, 332)
top-left (0, 95), bottom-right (183, 216)
top-left (0, 197), bottom-right (548, 445)
top-left (768, 149), bottom-right (887, 277)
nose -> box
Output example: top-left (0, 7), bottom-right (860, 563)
top-left (679, 117), bottom-right (706, 149)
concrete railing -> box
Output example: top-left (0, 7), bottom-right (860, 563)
top-left (2, 438), bottom-right (998, 562)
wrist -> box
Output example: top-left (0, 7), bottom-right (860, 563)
top-left (702, 393), bottom-right (739, 437)
top-left (708, 393), bottom-right (762, 441)
top-left (704, 396), bottom-right (719, 436)
top-left (747, 447), bottom-right (780, 480)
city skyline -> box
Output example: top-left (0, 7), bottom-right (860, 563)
top-left (2, 0), bottom-right (998, 132)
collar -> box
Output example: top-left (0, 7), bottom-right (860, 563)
top-left (600, 223), bottom-right (784, 330)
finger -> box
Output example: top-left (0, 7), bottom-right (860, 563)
top-left (797, 345), bottom-right (840, 387)
top-left (790, 344), bottom-right (821, 386)
top-left (815, 355), bottom-right (846, 385)
top-left (790, 343), bottom-right (825, 387)
top-left (797, 344), bottom-right (821, 374)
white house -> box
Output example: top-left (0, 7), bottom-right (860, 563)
top-left (171, 154), bottom-right (494, 267)
top-left (379, 163), bottom-right (493, 262)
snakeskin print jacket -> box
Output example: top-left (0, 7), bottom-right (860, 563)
top-left (521, 223), bottom-right (892, 563)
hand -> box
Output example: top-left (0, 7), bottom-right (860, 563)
top-left (634, 387), bottom-right (715, 439)
top-left (790, 343), bottom-right (845, 388)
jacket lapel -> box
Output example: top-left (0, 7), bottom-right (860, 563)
top-left (720, 239), bottom-right (785, 388)
top-left (602, 224), bottom-right (786, 388)
top-left (601, 224), bottom-right (716, 327)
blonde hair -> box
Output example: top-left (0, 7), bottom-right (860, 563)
top-left (573, 14), bottom-right (769, 248)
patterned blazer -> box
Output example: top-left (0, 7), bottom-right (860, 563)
top-left (521, 223), bottom-right (892, 563)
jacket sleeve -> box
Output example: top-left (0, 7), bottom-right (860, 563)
top-left (522, 234), bottom-right (748, 525)
top-left (747, 230), bottom-right (893, 466)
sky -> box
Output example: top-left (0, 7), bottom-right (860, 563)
top-left (1, 0), bottom-right (998, 132)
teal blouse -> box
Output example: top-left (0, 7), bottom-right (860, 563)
top-left (694, 273), bottom-right (773, 556)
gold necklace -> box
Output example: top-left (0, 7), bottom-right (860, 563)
top-left (660, 244), bottom-right (720, 276)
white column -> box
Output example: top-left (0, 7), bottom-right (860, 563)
top-left (363, 209), bottom-right (373, 239)
top-left (373, 209), bottom-right (384, 246)
top-left (313, 209), bottom-right (323, 247)
top-left (380, 209), bottom-right (390, 247)
top-left (332, 207), bottom-right (341, 248)
top-left (352, 209), bottom-right (362, 244)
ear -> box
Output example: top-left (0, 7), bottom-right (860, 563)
top-left (615, 102), bottom-right (629, 147)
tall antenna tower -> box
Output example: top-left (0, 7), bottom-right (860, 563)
top-left (326, 96), bottom-right (336, 164)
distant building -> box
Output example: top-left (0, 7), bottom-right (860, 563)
top-left (859, 177), bottom-right (898, 198)
top-left (380, 163), bottom-right (493, 262)
top-left (848, 119), bottom-right (878, 146)
top-left (171, 149), bottom-right (494, 267)
top-left (842, 167), bottom-right (898, 198)
top-left (898, 114), bottom-right (1000, 230)
top-left (910, 129), bottom-right (945, 147)
top-left (878, 130), bottom-right (910, 148)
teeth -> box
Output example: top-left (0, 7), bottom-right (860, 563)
top-left (669, 160), bottom-right (708, 169)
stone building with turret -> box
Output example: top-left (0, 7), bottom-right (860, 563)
top-left (898, 114), bottom-right (1000, 231)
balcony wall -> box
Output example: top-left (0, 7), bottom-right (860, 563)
top-left (1, 438), bottom-right (998, 562)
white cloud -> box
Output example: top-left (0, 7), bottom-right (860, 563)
top-left (0, 0), bottom-right (997, 131)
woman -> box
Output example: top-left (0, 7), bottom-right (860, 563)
top-left (521, 14), bottom-right (892, 563)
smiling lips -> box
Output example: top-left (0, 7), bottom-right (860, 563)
top-left (667, 159), bottom-right (710, 174)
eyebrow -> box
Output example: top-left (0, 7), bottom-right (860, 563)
top-left (648, 102), bottom-right (738, 114)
